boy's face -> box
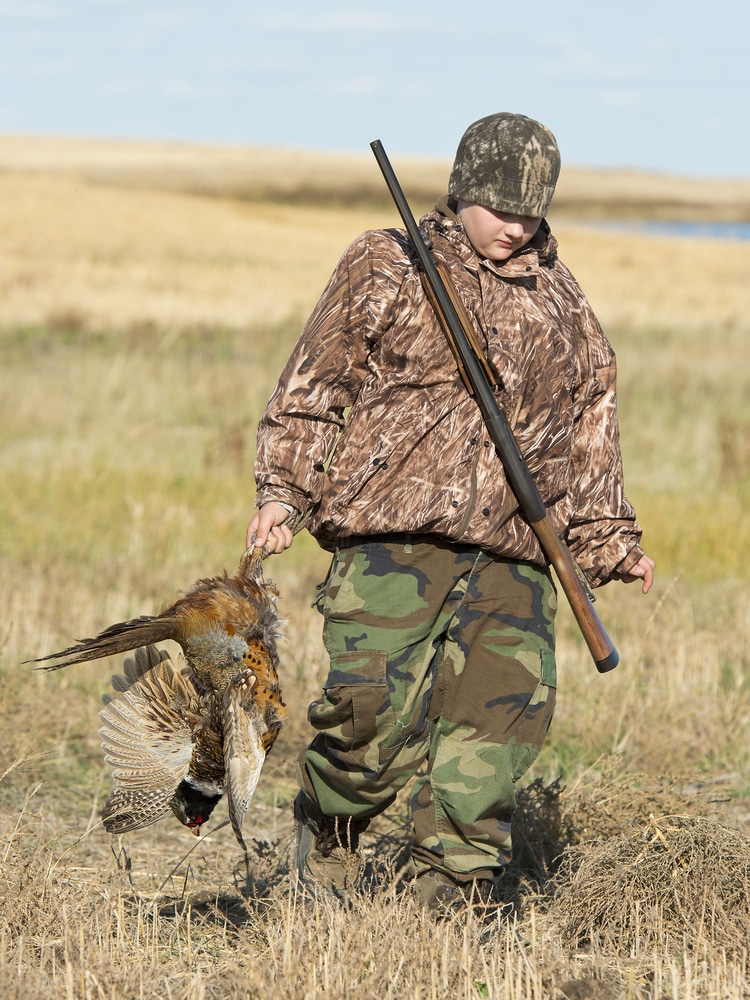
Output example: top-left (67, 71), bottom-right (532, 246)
top-left (456, 200), bottom-right (541, 261)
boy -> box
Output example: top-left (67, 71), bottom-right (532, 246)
top-left (247, 113), bottom-right (654, 911)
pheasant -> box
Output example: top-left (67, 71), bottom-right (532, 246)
top-left (27, 547), bottom-right (285, 851)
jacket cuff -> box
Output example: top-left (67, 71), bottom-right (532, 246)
top-left (612, 544), bottom-right (646, 579)
top-left (255, 489), bottom-right (311, 535)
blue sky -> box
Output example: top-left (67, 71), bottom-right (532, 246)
top-left (0, 0), bottom-right (747, 178)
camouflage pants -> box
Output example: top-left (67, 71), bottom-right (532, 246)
top-left (296, 535), bottom-right (557, 880)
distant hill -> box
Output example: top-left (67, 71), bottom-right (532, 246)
top-left (1, 134), bottom-right (749, 222)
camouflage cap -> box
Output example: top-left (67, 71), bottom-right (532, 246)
top-left (449, 113), bottom-right (560, 218)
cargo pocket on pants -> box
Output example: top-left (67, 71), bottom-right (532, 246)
top-left (308, 649), bottom-right (394, 769)
top-left (510, 648), bottom-right (557, 784)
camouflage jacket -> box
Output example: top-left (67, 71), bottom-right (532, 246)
top-left (254, 203), bottom-right (644, 587)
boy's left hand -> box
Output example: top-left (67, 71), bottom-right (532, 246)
top-left (621, 555), bottom-right (655, 594)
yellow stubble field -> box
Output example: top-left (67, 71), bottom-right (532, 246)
top-left (1, 136), bottom-right (749, 999)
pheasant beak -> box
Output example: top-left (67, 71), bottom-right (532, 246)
top-left (188, 819), bottom-right (203, 836)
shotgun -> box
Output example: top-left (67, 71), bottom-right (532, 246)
top-left (370, 138), bottom-right (619, 673)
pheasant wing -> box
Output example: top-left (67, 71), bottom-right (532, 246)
top-left (98, 645), bottom-right (201, 834)
top-left (222, 675), bottom-right (267, 852)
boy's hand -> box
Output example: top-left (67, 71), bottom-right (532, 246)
top-left (621, 554), bottom-right (655, 594)
top-left (246, 503), bottom-right (295, 554)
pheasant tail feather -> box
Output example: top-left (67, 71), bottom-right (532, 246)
top-left (25, 616), bottom-right (178, 670)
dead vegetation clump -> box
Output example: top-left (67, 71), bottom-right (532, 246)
top-left (508, 765), bottom-right (730, 892)
top-left (1, 827), bottom-right (95, 942)
top-left (551, 814), bottom-right (750, 961)
top-left (501, 767), bottom-right (750, 984)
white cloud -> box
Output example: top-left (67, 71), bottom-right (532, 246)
top-left (142, 7), bottom-right (197, 27)
top-left (320, 76), bottom-right (383, 98)
top-left (0, 100), bottom-right (24, 124)
top-left (540, 34), bottom-right (651, 82)
top-left (163, 78), bottom-right (229, 99)
top-left (597, 89), bottom-right (642, 109)
top-left (0, 2), bottom-right (67, 17)
top-left (256, 10), bottom-right (423, 33)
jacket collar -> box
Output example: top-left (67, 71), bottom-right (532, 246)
top-left (422, 197), bottom-right (559, 278)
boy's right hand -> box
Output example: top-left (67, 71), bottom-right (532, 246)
top-left (246, 502), bottom-right (295, 554)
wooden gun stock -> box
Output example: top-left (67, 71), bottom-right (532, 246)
top-left (370, 138), bottom-right (619, 673)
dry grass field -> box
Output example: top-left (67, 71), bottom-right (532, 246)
top-left (1, 136), bottom-right (749, 999)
